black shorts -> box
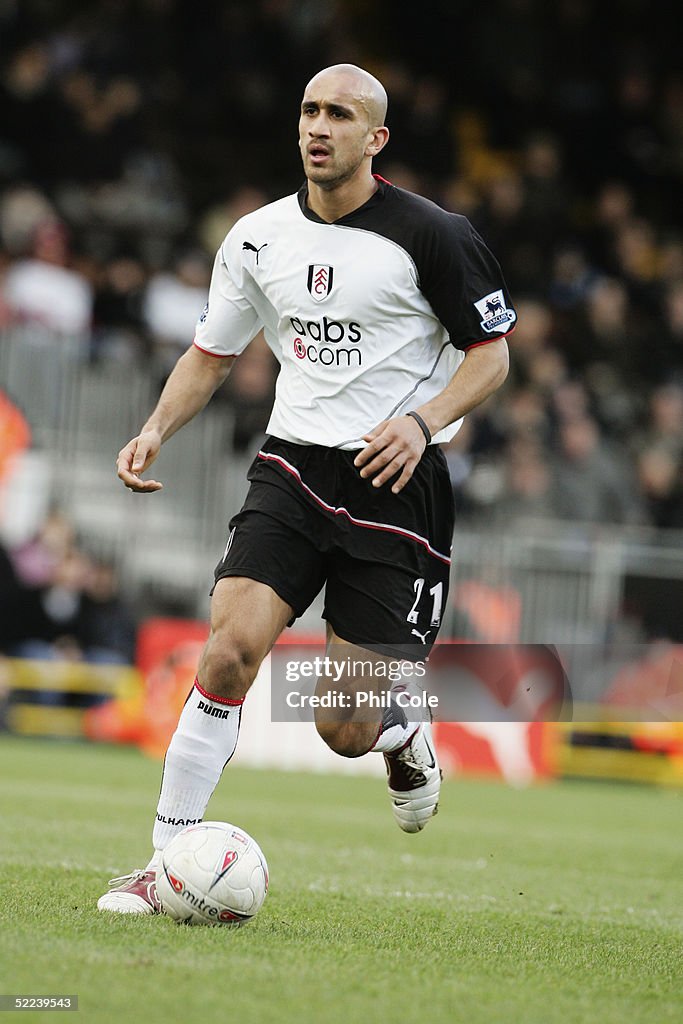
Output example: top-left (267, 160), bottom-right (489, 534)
top-left (213, 437), bottom-right (455, 660)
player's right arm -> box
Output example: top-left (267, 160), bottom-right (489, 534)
top-left (118, 228), bottom-right (264, 493)
top-left (116, 344), bottom-right (234, 492)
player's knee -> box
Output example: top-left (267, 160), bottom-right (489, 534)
top-left (315, 720), bottom-right (373, 758)
top-left (199, 634), bottom-right (262, 700)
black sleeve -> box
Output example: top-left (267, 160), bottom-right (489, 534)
top-left (419, 214), bottom-right (517, 351)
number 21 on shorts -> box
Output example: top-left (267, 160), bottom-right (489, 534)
top-left (406, 578), bottom-right (443, 627)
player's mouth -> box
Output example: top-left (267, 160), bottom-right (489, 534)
top-left (308, 144), bottom-right (331, 165)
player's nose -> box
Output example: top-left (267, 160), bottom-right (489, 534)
top-left (308, 114), bottom-right (330, 136)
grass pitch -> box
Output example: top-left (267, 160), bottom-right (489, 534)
top-left (0, 736), bottom-right (681, 1024)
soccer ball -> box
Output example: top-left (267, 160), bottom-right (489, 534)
top-left (156, 821), bottom-right (268, 926)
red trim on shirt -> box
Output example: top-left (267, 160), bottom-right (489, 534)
top-left (463, 323), bottom-right (516, 351)
top-left (193, 339), bottom-right (235, 358)
top-left (372, 173), bottom-right (393, 185)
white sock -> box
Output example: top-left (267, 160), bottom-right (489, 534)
top-left (370, 691), bottom-right (419, 753)
top-left (150, 678), bottom-right (243, 855)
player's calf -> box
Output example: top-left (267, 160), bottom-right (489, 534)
top-left (315, 717), bottom-right (381, 758)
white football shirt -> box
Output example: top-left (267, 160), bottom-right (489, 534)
top-left (194, 178), bottom-right (516, 449)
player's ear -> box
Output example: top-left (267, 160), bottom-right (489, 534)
top-left (366, 126), bottom-right (389, 157)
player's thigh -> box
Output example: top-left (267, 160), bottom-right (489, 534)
top-left (207, 509), bottom-right (327, 666)
top-left (196, 576), bottom-right (294, 699)
top-left (207, 575), bottom-right (294, 664)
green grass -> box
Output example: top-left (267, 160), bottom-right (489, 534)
top-left (0, 736), bottom-right (682, 1024)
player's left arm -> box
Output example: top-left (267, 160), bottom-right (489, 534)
top-left (356, 211), bottom-right (514, 494)
top-left (354, 339), bottom-right (508, 493)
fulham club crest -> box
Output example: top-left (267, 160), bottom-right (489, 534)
top-left (307, 264), bottom-right (334, 301)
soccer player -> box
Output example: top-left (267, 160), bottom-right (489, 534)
top-left (98, 64), bottom-right (515, 913)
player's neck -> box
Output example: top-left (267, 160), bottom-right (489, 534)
top-left (306, 172), bottom-right (378, 223)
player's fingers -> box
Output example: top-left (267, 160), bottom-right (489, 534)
top-left (390, 459), bottom-right (418, 494)
top-left (116, 461), bottom-right (163, 491)
top-left (361, 420), bottom-right (389, 442)
top-left (116, 440), bottom-right (162, 492)
top-left (131, 445), bottom-right (149, 473)
top-left (369, 453), bottom-right (405, 488)
top-left (354, 438), bottom-right (384, 467)
top-left (354, 422), bottom-right (390, 466)
top-left (358, 445), bottom-right (400, 479)
top-left (124, 477), bottom-right (164, 493)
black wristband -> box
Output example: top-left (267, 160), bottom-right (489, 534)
top-left (406, 411), bottom-right (432, 445)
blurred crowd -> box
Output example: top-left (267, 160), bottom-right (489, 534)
top-left (0, 0), bottom-right (681, 523)
top-left (0, 508), bottom-right (136, 661)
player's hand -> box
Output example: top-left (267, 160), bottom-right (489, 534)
top-left (116, 430), bottom-right (163, 492)
top-left (353, 416), bottom-right (427, 494)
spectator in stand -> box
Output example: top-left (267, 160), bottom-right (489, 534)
top-left (521, 133), bottom-right (571, 253)
top-left (0, 186), bottom-right (55, 258)
top-left (8, 512), bottom-right (85, 661)
top-left (11, 509), bottom-right (76, 588)
top-left (441, 418), bottom-right (474, 505)
top-left (0, 43), bottom-right (57, 184)
top-left (548, 245), bottom-right (598, 315)
top-left (550, 377), bottom-right (592, 426)
top-left (440, 174), bottom-right (479, 221)
top-left (569, 278), bottom-right (645, 434)
top-left (9, 547), bottom-right (136, 663)
top-left (498, 386), bottom-right (551, 449)
top-left (526, 346), bottom-right (568, 399)
top-left (495, 439), bottom-right (556, 524)
top-left (5, 509), bottom-right (138, 663)
top-left (587, 181), bottom-right (636, 273)
top-left (197, 186), bottom-right (269, 258)
top-left (613, 217), bottom-right (662, 314)
top-left (580, 278), bottom-right (636, 367)
top-left (16, 547), bottom-right (92, 662)
top-left (219, 332), bottom-right (278, 453)
top-left (657, 281), bottom-right (683, 378)
top-left (504, 298), bottom-right (553, 385)
top-left (78, 560), bottom-right (137, 664)
top-left (0, 541), bottom-right (38, 655)
top-left (3, 218), bottom-right (92, 340)
top-left (609, 65), bottom-right (665, 201)
top-left (92, 254), bottom-right (149, 364)
top-left (636, 446), bottom-right (683, 529)
top-left (473, 171), bottom-right (544, 294)
top-left (387, 76), bottom-right (454, 185)
top-left (553, 415), bottom-right (643, 524)
top-left (636, 384), bottom-right (683, 461)
top-left (54, 70), bottom-right (143, 184)
top-left (143, 249), bottom-right (211, 380)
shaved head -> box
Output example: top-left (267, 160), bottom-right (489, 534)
top-left (299, 63), bottom-right (390, 214)
top-left (304, 64), bottom-right (388, 128)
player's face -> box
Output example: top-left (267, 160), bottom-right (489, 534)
top-left (299, 78), bottom-right (376, 189)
